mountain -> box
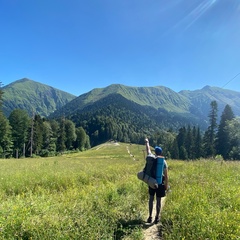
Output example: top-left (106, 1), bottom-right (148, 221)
top-left (49, 84), bottom-right (192, 117)
top-left (2, 79), bottom-right (240, 135)
top-left (179, 85), bottom-right (240, 120)
top-left (49, 84), bottom-right (240, 134)
top-left (2, 78), bottom-right (76, 117)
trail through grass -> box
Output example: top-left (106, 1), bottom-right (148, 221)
top-left (0, 142), bottom-right (147, 239)
top-left (0, 142), bottom-right (239, 239)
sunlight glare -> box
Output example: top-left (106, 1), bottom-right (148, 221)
top-left (185, 0), bottom-right (217, 29)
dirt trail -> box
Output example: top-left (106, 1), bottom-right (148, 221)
top-left (143, 197), bottom-right (166, 240)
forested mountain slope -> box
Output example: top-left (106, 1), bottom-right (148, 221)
top-left (2, 78), bottom-right (76, 117)
top-left (179, 85), bottom-right (240, 120)
top-left (49, 84), bottom-right (192, 117)
top-left (49, 84), bottom-right (240, 132)
top-left (64, 93), bottom-right (200, 145)
top-left (2, 79), bottom-right (240, 133)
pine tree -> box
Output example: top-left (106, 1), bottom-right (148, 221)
top-left (57, 118), bottom-right (66, 152)
top-left (225, 117), bottom-right (240, 160)
top-left (9, 109), bottom-right (30, 158)
top-left (216, 104), bottom-right (235, 159)
top-left (195, 127), bottom-right (203, 159)
top-left (176, 127), bottom-right (187, 160)
top-left (42, 121), bottom-right (56, 156)
top-left (171, 138), bottom-right (179, 159)
top-left (0, 112), bottom-right (13, 158)
top-left (185, 125), bottom-right (194, 159)
top-left (191, 126), bottom-right (197, 159)
top-left (179, 145), bottom-right (188, 160)
top-left (203, 101), bottom-right (218, 158)
top-left (32, 114), bottom-right (44, 155)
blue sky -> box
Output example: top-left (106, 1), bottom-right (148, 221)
top-left (1, 0), bottom-right (240, 96)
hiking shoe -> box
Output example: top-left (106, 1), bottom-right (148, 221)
top-left (154, 217), bottom-right (160, 224)
top-left (147, 216), bottom-right (152, 223)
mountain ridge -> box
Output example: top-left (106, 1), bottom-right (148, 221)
top-left (1, 79), bottom-right (240, 131)
top-left (2, 78), bottom-right (76, 117)
top-left (51, 84), bottom-right (193, 118)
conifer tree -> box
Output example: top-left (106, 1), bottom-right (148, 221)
top-left (185, 125), bottom-right (194, 159)
top-left (57, 118), bottom-right (66, 152)
top-left (216, 104), bottom-right (235, 159)
top-left (9, 109), bottom-right (30, 158)
top-left (195, 127), bottom-right (203, 159)
top-left (225, 117), bottom-right (240, 160)
top-left (42, 121), bottom-right (56, 156)
top-left (0, 112), bottom-right (12, 158)
top-left (191, 126), bottom-right (197, 159)
top-left (32, 114), bottom-right (44, 155)
top-left (176, 126), bottom-right (187, 160)
top-left (171, 138), bottom-right (179, 159)
top-left (203, 101), bottom-right (218, 158)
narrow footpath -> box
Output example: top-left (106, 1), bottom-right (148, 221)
top-left (143, 197), bottom-right (166, 240)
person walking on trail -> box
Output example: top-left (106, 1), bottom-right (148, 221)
top-left (145, 138), bottom-right (169, 224)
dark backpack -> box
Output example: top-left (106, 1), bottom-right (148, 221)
top-left (143, 155), bottom-right (164, 184)
top-left (143, 155), bottom-right (157, 178)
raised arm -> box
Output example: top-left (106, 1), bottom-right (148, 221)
top-left (145, 138), bottom-right (152, 155)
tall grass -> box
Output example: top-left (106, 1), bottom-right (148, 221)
top-left (162, 160), bottom-right (240, 240)
top-left (0, 143), bottom-right (239, 239)
top-left (0, 143), bottom-right (146, 239)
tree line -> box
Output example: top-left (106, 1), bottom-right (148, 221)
top-left (0, 109), bottom-right (91, 158)
top-left (157, 101), bottom-right (240, 160)
top-left (0, 82), bottom-right (239, 160)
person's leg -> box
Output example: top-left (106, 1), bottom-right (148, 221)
top-left (149, 195), bottom-right (154, 217)
top-left (147, 187), bottom-right (156, 223)
top-left (155, 197), bottom-right (161, 223)
top-left (155, 184), bottom-right (165, 223)
top-left (147, 194), bottom-right (154, 223)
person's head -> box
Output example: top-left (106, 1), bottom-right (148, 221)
top-left (154, 146), bottom-right (162, 156)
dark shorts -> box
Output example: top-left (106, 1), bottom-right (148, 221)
top-left (149, 184), bottom-right (166, 198)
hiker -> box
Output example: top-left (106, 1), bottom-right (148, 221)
top-left (145, 138), bottom-right (169, 224)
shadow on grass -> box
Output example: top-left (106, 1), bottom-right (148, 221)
top-left (114, 218), bottom-right (172, 239)
top-left (114, 218), bottom-right (144, 239)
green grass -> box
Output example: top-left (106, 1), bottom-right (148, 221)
top-left (162, 160), bottom-right (240, 240)
top-left (0, 142), bottom-right (240, 239)
top-left (0, 142), bottom-right (146, 239)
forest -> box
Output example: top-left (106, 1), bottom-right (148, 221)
top-left (0, 83), bottom-right (239, 160)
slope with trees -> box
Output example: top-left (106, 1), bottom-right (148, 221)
top-left (2, 78), bottom-right (76, 117)
top-left (1, 79), bottom-right (240, 159)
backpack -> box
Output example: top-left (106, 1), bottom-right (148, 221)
top-left (144, 155), bottom-right (164, 184)
top-left (137, 154), bottom-right (164, 189)
top-left (143, 155), bottom-right (157, 177)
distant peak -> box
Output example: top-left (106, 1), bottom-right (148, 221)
top-left (21, 77), bottom-right (30, 81)
top-left (202, 85), bottom-right (211, 90)
top-left (15, 78), bottom-right (32, 83)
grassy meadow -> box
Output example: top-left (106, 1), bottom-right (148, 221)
top-left (0, 142), bottom-right (239, 239)
top-left (162, 159), bottom-right (240, 240)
